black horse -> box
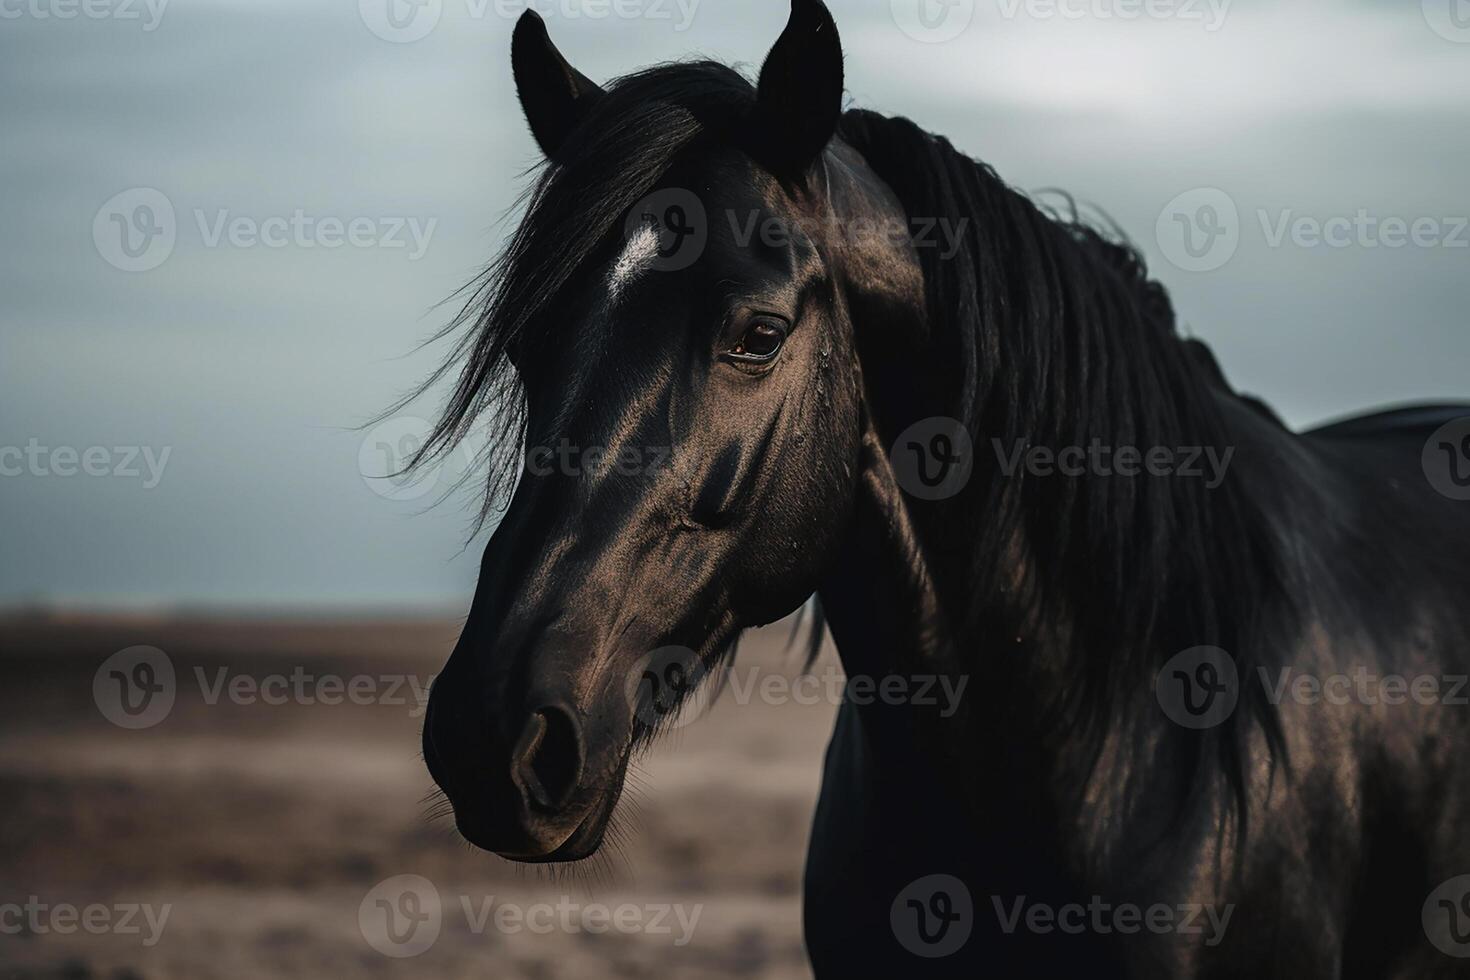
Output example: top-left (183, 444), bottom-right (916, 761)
top-left (414, 2), bottom-right (1470, 975)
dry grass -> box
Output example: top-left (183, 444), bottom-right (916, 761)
top-left (0, 612), bottom-right (839, 979)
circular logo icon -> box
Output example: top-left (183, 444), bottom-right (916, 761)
top-left (891, 873), bottom-right (973, 957)
top-left (1424, 875), bottom-right (1470, 957)
top-left (1155, 188), bottom-right (1239, 273)
top-left (890, 0), bottom-right (975, 43)
top-left (93, 646), bottom-right (176, 729)
top-left (359, 0), bottom-right (441, 42)
top-left (625, 645), bottom-right (708, 731)
top-left (621, 188), bottom-right (707, 274)
top-left (890, 417), bottom-right (973, 501)
top-left (1423, 0), bottom-right (1470, 42)
top-left (1156, 646), bottom-right (1239, 729)
top-left (93, 188), bottom-right (176, 273)
top-left (1423, 417), bottom-right (1470, 501)
top-left (359, 416), bottom-right (461, 501)
top-left (359, 874), bottom-right (442, 957)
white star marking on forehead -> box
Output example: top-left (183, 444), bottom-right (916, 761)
top-left (607, 223), bottom-right (660, 302)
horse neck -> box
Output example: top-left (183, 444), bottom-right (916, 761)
top-left (818, 153), bottom-right (1295, 809)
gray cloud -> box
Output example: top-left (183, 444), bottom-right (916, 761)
top-left (2, 0), bottom-right (1465, 606)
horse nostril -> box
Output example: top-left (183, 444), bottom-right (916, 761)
top-left (510, 705), bottom-right (584, 812)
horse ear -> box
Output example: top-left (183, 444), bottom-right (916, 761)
top-left (511, 11), bottom-right (605, 159)
top-left (754, 0), bottom-right (844, 180)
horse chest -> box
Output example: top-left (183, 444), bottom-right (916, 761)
top-left (802, 701), bottom-right (1127, 976)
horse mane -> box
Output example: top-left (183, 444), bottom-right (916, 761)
top-left (837, 109), bottom-right (1292, 841)
top-left (403, 59), bottom-right (1292, 842)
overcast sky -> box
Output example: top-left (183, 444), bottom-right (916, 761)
top-left (2, 0), bottom-right (1467, 608)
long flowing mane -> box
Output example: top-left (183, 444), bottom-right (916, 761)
top-left (838, 108), bottom-right (1294, 837)
top-left (406, 60), bottom-right (1295, 836)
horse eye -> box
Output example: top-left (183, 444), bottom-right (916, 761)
top-left (726, 319), bottom-right (787, 363)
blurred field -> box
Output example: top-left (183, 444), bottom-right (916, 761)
top-left (0, 612), bottom-right (839, 979)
